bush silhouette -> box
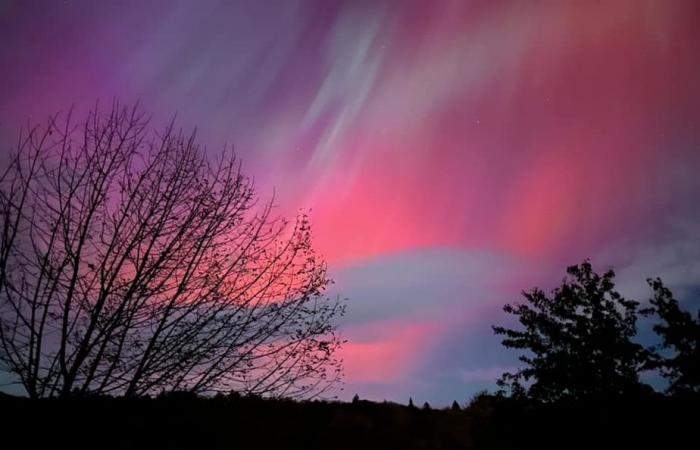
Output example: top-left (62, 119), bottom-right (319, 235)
top-left (493, 260), bottom-right (651, 401)
top-left (643, 278), bottom-right (700, 393)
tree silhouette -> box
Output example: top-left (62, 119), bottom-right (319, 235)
top-left (493, 260), bottom-right (650, 401)
top-left (643, 278), bottom-right (700, 393)
top-left (0, 104), bottom-right (345, 399)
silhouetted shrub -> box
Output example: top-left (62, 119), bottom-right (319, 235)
top-left (493, 260), bottom-right (651, 401)
top-left (643, 278), bottom-right (700, 393)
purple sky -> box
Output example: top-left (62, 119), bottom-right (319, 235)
top-left (1, 0), bottom-right (700, 404)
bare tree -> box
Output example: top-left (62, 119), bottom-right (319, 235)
top-left (0, 104), bottom-right (345, 399)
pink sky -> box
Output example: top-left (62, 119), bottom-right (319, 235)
top-left (1, 0), bottom-right (699, 404)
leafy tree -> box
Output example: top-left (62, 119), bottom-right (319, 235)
top-left (0, 104), bottom-right (345, 399)
top-left (493, 261), bottom-right (650, 401)
top-left (643, 278), bottom-right (700, 393)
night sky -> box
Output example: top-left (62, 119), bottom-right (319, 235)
top-left (1, 0), bottom-right (700, 404)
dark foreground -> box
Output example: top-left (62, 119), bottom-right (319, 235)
top-left (1, 392), bottom-right (698, 449)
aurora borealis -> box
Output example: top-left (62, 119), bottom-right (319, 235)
top-left (1, 0), bottom-right (699, 404)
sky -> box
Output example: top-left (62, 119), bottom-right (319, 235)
top-left (1, 0), bottom-right (700, 405)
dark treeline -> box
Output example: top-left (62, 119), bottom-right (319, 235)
top-left (0, 390), bottom-right (698, 449)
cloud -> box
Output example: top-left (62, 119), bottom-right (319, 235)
top-left (330, 248), bottom-right (553, 403)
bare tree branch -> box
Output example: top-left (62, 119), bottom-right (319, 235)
top-left (0, 103), bottom-right (345, 399)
